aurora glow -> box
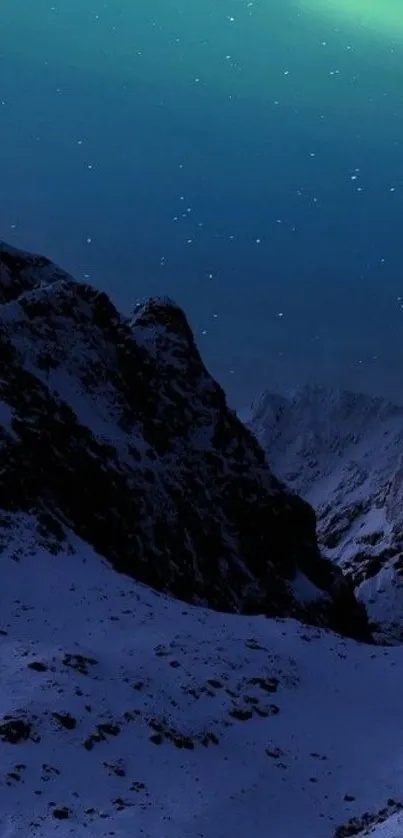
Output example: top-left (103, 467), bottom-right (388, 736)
top-left (297, 0), bottom-right (403, 40)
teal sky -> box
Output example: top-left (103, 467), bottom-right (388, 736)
top-left (1, 0), bottom-right (403, 405)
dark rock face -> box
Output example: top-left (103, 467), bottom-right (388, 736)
top-left (0, 241), bottom-right (370, 640)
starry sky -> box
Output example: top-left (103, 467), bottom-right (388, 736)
top-left (1, 0), bottom-right (403, 407)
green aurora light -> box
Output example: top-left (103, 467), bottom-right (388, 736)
top-left (296, 0), bottom-right (403, 40)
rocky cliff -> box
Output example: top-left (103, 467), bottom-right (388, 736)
top-left (0, 242), bottom-right (370, 640)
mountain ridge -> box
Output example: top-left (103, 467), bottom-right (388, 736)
top-left (0, 240), bottom-right (369, 640)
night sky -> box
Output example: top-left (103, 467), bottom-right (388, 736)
top-left (1, 0), bottom-right (403, 407)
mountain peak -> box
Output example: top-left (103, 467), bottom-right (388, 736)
top-left (0, 240), bottom-right (68, 302)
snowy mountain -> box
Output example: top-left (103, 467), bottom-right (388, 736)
top-left (0, 530), bottom-right (401, 838)
top-left (1, 242), bottom-right (403, 837)
top-left (248, 385), bottom-right (403, 642)
top-left (0, 241), bottom-right (369, 639)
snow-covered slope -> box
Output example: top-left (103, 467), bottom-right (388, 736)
top-left (248, 385), bottom-right (403, 641)
top-left (0, 241), bottom-right (369, 639)
top-left (1, 242), bottom-right (403, 837)
top-left (0, 521), bottom-right (401, 838)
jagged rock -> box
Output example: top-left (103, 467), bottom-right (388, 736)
top-left (0, 241), bottom-right (370, 639)
top-left (248, 384), bottom-right (403, 641)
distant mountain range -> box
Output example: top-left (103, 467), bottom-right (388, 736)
top-left (248, 385), bottom-right (403, 642)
